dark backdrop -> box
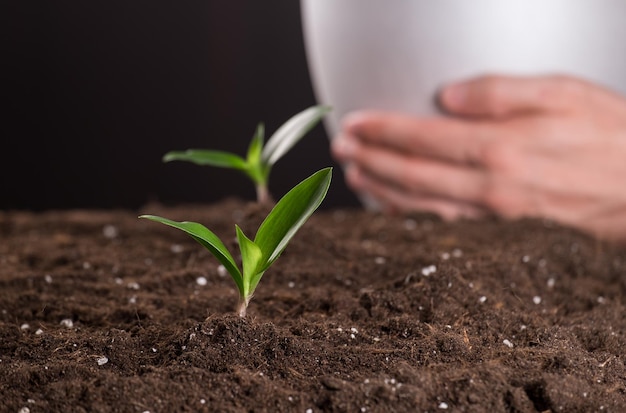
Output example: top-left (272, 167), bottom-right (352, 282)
top-left (4, 1), bottom-right (359, 211)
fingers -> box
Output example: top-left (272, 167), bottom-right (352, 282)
top-left (584, 205), bottom-right (626, 242)
top-left (334, 75), bottom-right (626, 240)
top-left (344, 165), bottom-right (487, 220)
top-left (333, 125), bottom-right (626, 226)
top-left (333, 133), bottom-right (488, 204)
top-left (340, 111), bottom-right (500, 166)
top-left (439, 74), bottom-right (620, 118)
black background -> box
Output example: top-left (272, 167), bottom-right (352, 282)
top-left (4, 1), bottom-right (359, 211)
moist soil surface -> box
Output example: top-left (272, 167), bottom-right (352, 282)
top-left (1, 199), bottom-right (625, 412)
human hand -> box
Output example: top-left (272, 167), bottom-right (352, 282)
top-left (331, 75), bottom-right (626, 241)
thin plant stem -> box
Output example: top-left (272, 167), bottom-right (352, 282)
top-left (237, 296), bottom-right (249, 318)
top-left (256, 184), bottom-right (270, 205)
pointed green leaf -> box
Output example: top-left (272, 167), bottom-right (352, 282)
top-left (254, 167), bottom-right (332, 269)
top-left (243, 123), bottom-right (268, 186)
top-left (246, 123), bottom-right (264, 165)
top-left (261, 105), bottom-right (331, 166)
top-left (235, 225), bottom-right (264, 298)
top-left (139, 215), bottom-right (244, 295)
top-left (247, 268), bottom-right (267, 302)
top-left (163, 150), bottom-right (248, 171)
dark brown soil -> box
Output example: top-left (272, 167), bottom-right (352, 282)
top-left (1, 199), bottom-right (625, 412)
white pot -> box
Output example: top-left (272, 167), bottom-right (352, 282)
top-left (301, 0), bottom-right (626, 137)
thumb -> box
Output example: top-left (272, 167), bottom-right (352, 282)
top-left (439, 75), bottom-right (584, 118)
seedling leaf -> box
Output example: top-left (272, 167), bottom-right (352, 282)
top-left (244, 123), bottom-right (269, 189)
top-left (255, 167), bottom-right (332, 268)
top-left (162, 106), bottom-right (330, 203)
top-left (140, 167), bottom-right (332, 317)
top-left (163, 150), bottom-right (248, 171)
top-left (138, 215), bottom-right (244, 293)
top-left (262, 105), bottom-right (332, 166)
top-left (246, 123), bottom-right (265, 166)
top-left (235, 225), bottom-right (264, 298)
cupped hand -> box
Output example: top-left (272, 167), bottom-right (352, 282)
top-left (331, 75), bottom-right (626, 241)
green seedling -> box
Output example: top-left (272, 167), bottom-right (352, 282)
top-left (140, 167), bottom-right (332, 317)
top-left (163, 105), bottom-right (331, 204)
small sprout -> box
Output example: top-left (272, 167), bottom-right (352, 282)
top-left (163, 105), bottom-right (331, 204)
top-left (140, 168), bottom-right (332, 317)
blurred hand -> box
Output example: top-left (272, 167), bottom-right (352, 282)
top-left (331, 75), bottom-right (626, 241)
